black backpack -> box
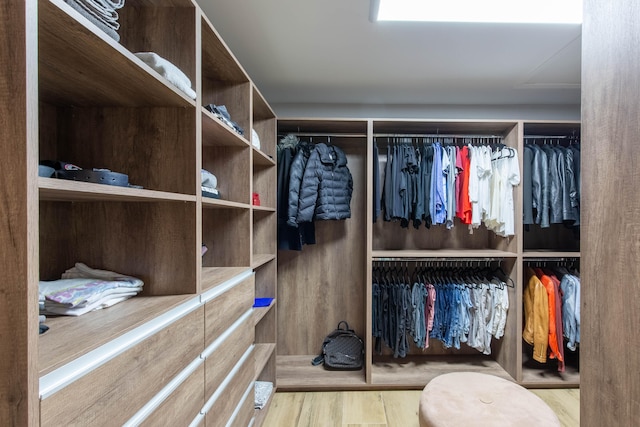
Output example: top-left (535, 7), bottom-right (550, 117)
top-left (311, 321), bottom-right (364, 370)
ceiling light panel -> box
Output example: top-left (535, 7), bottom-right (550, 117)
top-left (375, 0), bottom-right (583, 24)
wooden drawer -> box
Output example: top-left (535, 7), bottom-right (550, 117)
top-left (205, 349), bottom-right (255, 427)
top-left (204, 275), bottom-right (254, 346)
top-left (40, 307), bottom-right (204, 426)
top-left (140, 363), bottom-right (205, 427)
top-left (233, 383), bottom-right (256, 427)
top-left (205, 312), bottom-right (254, 398)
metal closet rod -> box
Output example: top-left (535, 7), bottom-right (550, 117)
top-left (372, 257), bottom-right (504, 262)
top-left (524, 135), bottom-right (576, 139)
top-left (524, 257), bottom-right (580, 262)
top-left (374, 133), bottom-right (505, 139)
top-left (278, 132), bottom-right (367, 138)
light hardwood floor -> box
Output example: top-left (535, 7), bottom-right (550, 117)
top-left (261, 389), bottom-right (579, 427)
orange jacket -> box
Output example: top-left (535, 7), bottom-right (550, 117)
top-left (534, 268), bottom-right (563, 363)
top-left (523, 268), bottom-right (549, 363)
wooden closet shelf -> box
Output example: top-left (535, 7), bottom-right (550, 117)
top-left (371, 355), bottom-right (513, 389)
top-left (252, 148), bottom-right (276, 166)
top-left (39, 177), bottom-right (196, 203)
top-left (252, 206), bottom-right (276, 213)
top-left (520, 366), bottom-right (580, 388)
top-left (276, 356), bottom-right (367, 390)
top-left (202, 109), bottom-right (251, 148)
top-left (254, 343), bottom-right (276, 379)
top-left (201, 197), bottom-right (251, 210)
top-left (40, 0), bottom-right (196, 108)
top-left (251, 254), bottom-right (276, 269)
top-left (201, 267), bottom-right (252, 292)
top-left (253, 301), bottom-right (276, 326)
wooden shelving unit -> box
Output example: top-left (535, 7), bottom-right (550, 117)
top-left (2, 0), bottom-right (277, 425)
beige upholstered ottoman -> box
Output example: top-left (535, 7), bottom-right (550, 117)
top-left (419, 372), bottom-right (561, 427)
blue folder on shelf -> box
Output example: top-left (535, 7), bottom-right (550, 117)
top-left (253, 297), bottom-right (274, 308)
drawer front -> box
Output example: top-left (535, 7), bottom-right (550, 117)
top-left (41, 307), bottom-right (204, 426)
top-left (205, 314), bottom-right (254, 398)
top-left (233, 385), bottom-right (256, 427)
top-left (205, 349), bottom-right (255, 427)
top-left (140, 363), bottom-right (205, 427)
top-left (204, 275), bottom-right (254, 346)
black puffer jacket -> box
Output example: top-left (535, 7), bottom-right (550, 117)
top-left (296, 143), bottom-right (353, 223)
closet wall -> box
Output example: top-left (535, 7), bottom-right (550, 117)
top-left (2, 0), bottom-right (277, 425)
top-left (277, 118), bottom-right (580, 390)
top-left (581, 0), bottom-right (640, 425)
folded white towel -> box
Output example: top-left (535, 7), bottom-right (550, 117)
top-left (134, 52), bottom-right (197, 99)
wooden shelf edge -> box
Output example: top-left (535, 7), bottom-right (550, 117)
top-left (252, 147), bottom-right (276, 166)
top-left (201, 267), bottom-right (252, 292)
top-left (276, 355), bottom-right (367, 390)
top-left (252, 206), bottom-right (276, 213)
top-left (254, 343), bottom-right (276, 379)
top-left (39, 177), bottom-right (196, 202)
top-left (201, 197), bottom-right (251, 210)
top-left (253, 301), bottom-right (275, 326)
top-left (251, 254), bottom-right (276, 269)
top-left (202, 108), bottom-right (251, 148)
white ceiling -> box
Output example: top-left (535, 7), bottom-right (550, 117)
top-left (196, 0), bottom-right (581, 108)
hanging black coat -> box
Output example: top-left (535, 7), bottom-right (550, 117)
top-left (296, 143), bottom-right (353, 223)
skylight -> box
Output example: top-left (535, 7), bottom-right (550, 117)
top-left (374, 0), bottom-right (583, 24)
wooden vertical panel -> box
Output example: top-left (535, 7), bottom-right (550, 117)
top-left (365, 119), bottom-right (374, 384)
top-left (39, 201), bottom-right (197, 295)
top-left (491, 257), bottom-right (519, 381)
top-left (255, 258), bottom-right (276, 299)
top-left (582, 0), bottom-right (640, 425)
top-left (0, 1), bottom-right (39, 425)
top-left (119, 5), bottom-right (197, 86)
top-left (202, 146), bottom-right (250, 204)
top-left (202, 207), bottom-right (251, 267)
top-left (59, 107), bottom-right (197, 195)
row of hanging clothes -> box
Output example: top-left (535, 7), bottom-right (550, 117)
top-left (372, 260), bottom-right (513, 358)
top-left (277, 134), bottom-right (353, 251)
top-left (523, 136), bottom-right (581, 229)
top-left (523, 259), bottom-right (580, 373)
top-left (373, 136), bottom-right (520, 237)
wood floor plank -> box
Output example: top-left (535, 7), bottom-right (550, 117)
top-left (531, 389), bottom-right (580, 427)
top-left (380, 390), bottom-right (422, 427)
top-left (262, 392), bottom-right (305, 426)
top-left (297, 392), bottom-right (343, 427)
top-left (342, 391), bottom-right (387, 425)
top-left (261, 389), bottom-right (579, 427)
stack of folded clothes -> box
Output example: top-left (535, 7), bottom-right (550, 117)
top-left (205, 104), bottom-right (244, 135)
top-left (135, 52), bottom-right (197, 99)
top-left (201, 169), bottom-right (221, 199)
top-left (64, 0), bottom-right (125, 42)
top-left (39, 262), bottom-right (144, 317)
